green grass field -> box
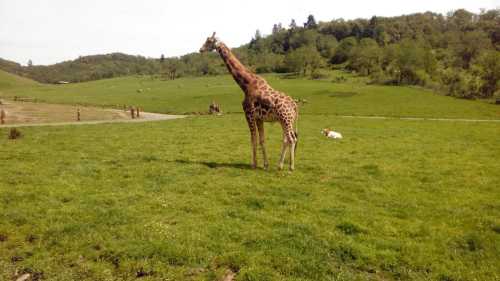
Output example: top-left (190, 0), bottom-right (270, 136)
top-left (1, 70), bottom-right (498, 119)
top-left (0, 71), bottom-right (499, 281)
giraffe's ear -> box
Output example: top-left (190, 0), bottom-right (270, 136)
top-left (211, 32), bottom-right (216, 38)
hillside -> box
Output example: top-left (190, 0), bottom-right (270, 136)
top-left (1, 59), bottom-right (499, 281)
top-left (0, 69), bottom-right (39, 91)
top-left (0, 54), bottom-right (163, 84)
top-left (1, 9), bottom-right (498, 101)
top-left (0, 70), bottom-right (498, 119)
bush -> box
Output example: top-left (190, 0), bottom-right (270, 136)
top-left (440, 68), bottom-right (484, 99)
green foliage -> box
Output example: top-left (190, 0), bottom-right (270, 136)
top-left (440, 68), bottom-right (484, 99)
top-left (349, 38), bottom-right (382, 75)
top-left (287, 29), bottom-right (319, 50)
top-left (284, 46), bottom-right (323, 76)
top-left (472, 50), bottom-right (500, 97)
top-left (332, 37), bottom-right (357, 64)
top-left (316, 34), bottom-right (338, 60)
top-left (304, 14), bottom-right (318, 29)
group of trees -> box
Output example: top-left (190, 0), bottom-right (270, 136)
top-left (0, 9), bottom-right (498, 99)
top-left (238, 9), bottom-right (499, 99)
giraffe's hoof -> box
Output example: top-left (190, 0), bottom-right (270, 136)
top-left (251, 164), bottom-right (257, 169)
top-left (263, 163), bottom-right (269, 170)
top-left (289, 166), bottom-right (295, 171)
top-left (278, 165), bottom-right (284, 171)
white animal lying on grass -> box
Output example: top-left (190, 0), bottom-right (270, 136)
top-left (322, 128), bottom-right (343, 139)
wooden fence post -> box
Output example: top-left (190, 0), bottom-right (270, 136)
top-left (130, 107), bottom-right (135, 119)
top-left (0, 109), bottom-right (5, 124)
top-left (77, 108), bottom-right (81, 121)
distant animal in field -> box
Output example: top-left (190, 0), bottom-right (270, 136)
top-left (200, 32), bottom-right (299, 171)
top-left (322, 128), bottom-right (342, 139)
top-left (209, 100), bottom-right (221, 114)
top-left (8, 128), bottom-right (22, 139)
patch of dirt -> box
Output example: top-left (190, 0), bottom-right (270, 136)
top-left (0, 100), bottom-right (127, 124)
top-left (0, 100), bottom-right (185, 127)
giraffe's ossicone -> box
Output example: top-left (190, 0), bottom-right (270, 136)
top-left (200, 33), bottom-right (299, 171)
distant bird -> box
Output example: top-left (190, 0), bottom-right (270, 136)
top-left (322, 128), bottom-right (342, 139)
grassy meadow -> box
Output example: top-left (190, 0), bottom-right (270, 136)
top-left (1, 70), bottom-right (498, 119)
top-left (0, 70), bottom-right (499, 281)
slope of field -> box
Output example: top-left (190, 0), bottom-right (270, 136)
top-left (0, 70), bottom-right (499, 280)
top-left (0, 72), bottom-right (498, 119)
top-left (1, 116), bottom-right (499, 281)
top-left (0, 70), bottom-right (39, 91)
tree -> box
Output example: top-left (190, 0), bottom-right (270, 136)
top-left (272, 23), bottom-right (284, 35)
top-left (160, 54), bottom-right (165, 63)
top-left (288, 29), bottom-right (319, 50)
top-left (304, 15), bottom-right (318, 29)
top-left (448, 9), bottom-right (474, 31)
top-left (316, 34), bottom-right (338, 59)
top-left (254, 29), bottom-right (262, 40)
top-left (27, 59), bottom-right (33, 67)
top-left (452, 30), bottom-right (492, 68)
top-left (289, 19), bottom-right (298, 29)
top-left (349, 38), bottom-right (382, 75)
top-left (477, 9), bottom-right (500, 47)
top-left (249, 30), bottom-right (264, 52)
top-left (473, 50), bottom-right (500, 97)
top-left (331, 37), bottom-right (357, 64)
top-left (284, 46), bottom-right (323, 76)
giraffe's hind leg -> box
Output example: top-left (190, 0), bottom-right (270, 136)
top-left (256, 120), bottom-right (269, 169)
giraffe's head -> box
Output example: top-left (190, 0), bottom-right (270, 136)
top-left (200, 32), bottom-right (218, 53)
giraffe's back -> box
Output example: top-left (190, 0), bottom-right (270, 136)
top-left (252, 90), bottom-right (298, 123)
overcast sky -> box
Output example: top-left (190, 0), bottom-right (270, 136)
top-left (0, 0), bottom-right (497, 65)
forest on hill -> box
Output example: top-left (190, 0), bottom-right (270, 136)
top-left (0, 9), bottom-right (499, 100)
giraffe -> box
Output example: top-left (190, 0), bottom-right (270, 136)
top-left (200, 32), bottom-right (299, 170)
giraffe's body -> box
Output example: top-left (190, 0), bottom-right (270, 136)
top-left (201, 33), bottom-right (299, 170)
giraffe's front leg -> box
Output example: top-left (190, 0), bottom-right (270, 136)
top-left (256, 120), bottom-right (269, 170)
top-left (250, 128), bottom-right (258, 169)
top-left (289, 141), bottom-right (296, 171)
top-left (245, 112), bottom-right (258, 169)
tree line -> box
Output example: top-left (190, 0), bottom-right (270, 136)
top-left (239, 9), bottom-right (499, 99)
top-left (0, 9), bottom-right (498, 100)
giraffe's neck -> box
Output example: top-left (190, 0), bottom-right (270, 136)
top-left (216, 42), bottom-right (255, 93)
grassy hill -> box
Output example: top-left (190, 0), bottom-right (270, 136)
top-left (0, 69), bottom-right (39, 91)
top-left (0, 71), bottom-right (499, 119)
top-left (0, 54), bottom-right (162, 84)
top-left (0, 70), bottom-right (499, 280)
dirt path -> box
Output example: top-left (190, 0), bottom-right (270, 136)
top-left (0, 112), bottom-right (185, 128)
top-left (335, 115), bottom-right (500, 123)
top-left (0, 100), bottom-right (186, 127)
